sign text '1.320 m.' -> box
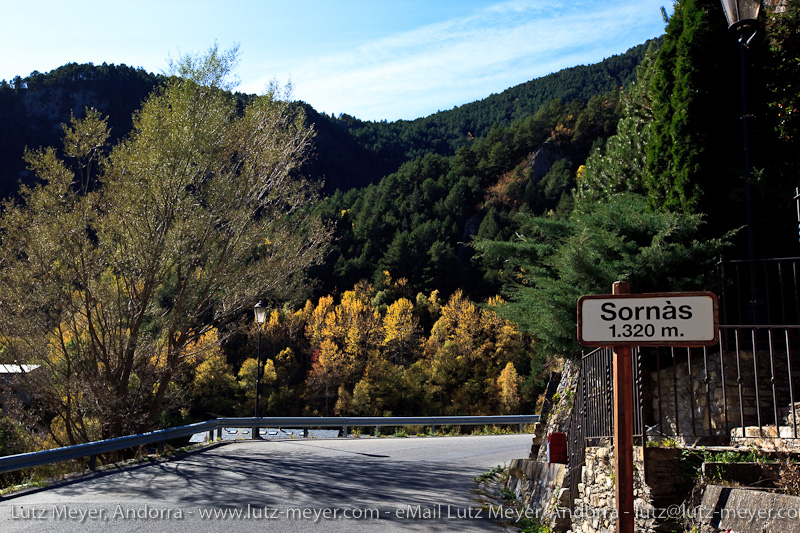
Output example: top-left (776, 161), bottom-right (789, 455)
top-left (577, 292), bottom-right (719, 347)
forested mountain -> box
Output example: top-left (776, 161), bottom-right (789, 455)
top-left (0, 41), bottom-right (655, 197)
top-left (306, 40), bottom-right (654, 191)
top-left (1, 0), bottom-right (798, 456)
top-left (0, 63), bottom-right (165, 199)
top-left (311, 93), bottom-right (624, 299)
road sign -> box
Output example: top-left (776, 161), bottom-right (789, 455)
top-left (577, 291), bottom-right (718, 347)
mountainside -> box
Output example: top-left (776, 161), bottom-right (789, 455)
top-left (0, 40), bottom-right (657, 197)
top-left (306, 39), bottom-right (657, 191)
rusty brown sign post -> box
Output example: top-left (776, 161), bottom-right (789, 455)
top-left (577, 283), bottom-right (718, 533)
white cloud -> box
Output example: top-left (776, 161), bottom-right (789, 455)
top-left (242, 0), bottom-right (668, 121)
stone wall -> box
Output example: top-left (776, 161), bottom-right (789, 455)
top-left (506, 459), bottom-right (569, 530)
top-left (571, 446), bottom-right (656, 533)
top-left (698, 485), bottom-right (800, 533)
top-left (507, 360), bottom-right (578, 531)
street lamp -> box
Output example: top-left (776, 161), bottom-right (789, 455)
top-left (721, 0), bottom-right (761, 34)
top-left (252, 301), bottom-right (268, 440)
top-left (721, 0), bottom-right (762, 323)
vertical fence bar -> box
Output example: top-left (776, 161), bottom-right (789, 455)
top-left (768, 329), bottom-right (779, 429)
top-left (735, 329), bottom-right (746, 439)
top-left (751, 328), bottom-right (763, 437)
top-left (720, 330), bottom-right (730, 436)
top-left (703, 347), bottom-right (713, 437)
top-left (687, 347), bottom-right (696, 437)
top-left (635, 348), bottom-right (644, 438)
top-left (671, 347), bottom-right (680, 438)
top-left (735, 262), bottom-right (744, 323)
top-left (764, 262), bottom-right (773, 325)
top-left (796, 187), bottom-right (800, 248)
top-left (656, 347), bottom-right (664, 438)
top-left (779, 262), bottom-right (787, 324)
top-left (787, 329), bottom-right (797, 439)
top-left (719, 257), bottom-right (729, 326)
top-left (794, 261), bottom-right (800, 323)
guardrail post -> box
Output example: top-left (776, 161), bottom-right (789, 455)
top-left (303, 427), bottom-right (308, 438)
top-left (342, 425), bottom-right (348, 438)
top-left (431, 425), bottom-right (436, 436)
top-left (89, 455), bottom-right (97, 471)
top-left (375, 426), bottom-right (380, 437)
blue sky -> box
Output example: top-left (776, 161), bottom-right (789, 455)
top-left (1, 0), bottom-right (669, 121)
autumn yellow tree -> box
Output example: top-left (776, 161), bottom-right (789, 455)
top-left (425, 290), bottom-right (481, 359)
top-left (191, 352), bottom-right (238, 416)
top-left (422, 291), bottom-right (531, 414)
top-left (497, 362), bottom-right (522, 414)
top-left (238, 358), bottom-right (277, 410)
top-left (383, 298), bottom-right (421, 363)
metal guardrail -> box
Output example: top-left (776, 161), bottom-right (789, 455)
top-left (0, 415), bottom-right (538, 475)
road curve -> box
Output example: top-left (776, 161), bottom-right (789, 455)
top-left (0, 433), bottom-right (533, 532)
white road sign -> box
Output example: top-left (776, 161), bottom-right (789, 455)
top-left (577, 292), bottom-right (719, 347)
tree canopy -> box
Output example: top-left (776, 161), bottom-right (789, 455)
top-left (0, 45), bottom-right (330, 442)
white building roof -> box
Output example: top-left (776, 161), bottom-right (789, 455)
top-left (0, 364), bottom-right (40, 374)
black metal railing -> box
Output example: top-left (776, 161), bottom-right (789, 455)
top-left (717, 257), bottom-right (800, 326)
top-left (567, 325), bottom-right (800, 505)
top-left (645, 325), bottom-right (800, 443)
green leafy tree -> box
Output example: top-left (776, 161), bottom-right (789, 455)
top-left (0, 45), bottom-right (330, 442)
top-left (238, 358), bottom-right (277, 411)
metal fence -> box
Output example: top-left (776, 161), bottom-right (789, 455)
top-left (0, 415), bottom-right (538, 475)
top-left (644, 325), bottom-right (800, 443)
top-left (567, 325), bottom-right (800, 505)
top-left (717, 257), bottom-right (800, 326)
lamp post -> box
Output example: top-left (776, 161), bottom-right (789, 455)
top-left (720, 0), bottom-right (762, 322)
top-left (252, 301), bottom-right (268, 440)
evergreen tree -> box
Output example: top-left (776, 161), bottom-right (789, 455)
top-left (645, 0), bottom-right (739, 224)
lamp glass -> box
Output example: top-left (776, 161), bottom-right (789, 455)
top-left (720, 0), bottom-right (761, 28)
top-left (254, 302), bottom-right (268, 324)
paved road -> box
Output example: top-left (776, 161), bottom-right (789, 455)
top-left (0, 434), bottom-right (532, 532)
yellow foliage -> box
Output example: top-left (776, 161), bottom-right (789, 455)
top-left (183, 327), bottom-right (222, 366)
top-left (193, 352), bottom-right (236, 390)
top-left (429, 290), bottom-right (480, 356)
top-left (497, 362), bottom-right (522, 414)
top-left (237, 357), bottom-right (277, 388)
top-left (313, 286), bottom-right (383, 359)
top-left (307, 338), bottom-right (356, 391)
top-left (305, 295), bottom-right (334, 346)
top-left (334, 383), bottom-right (352, 415)
top-left (383, 298), bottom-right (416, 346)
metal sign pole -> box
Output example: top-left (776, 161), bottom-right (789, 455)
top-left (611, 281), bottom-right (635, 533)
top-left (577, 283), bottom-right (719, 533)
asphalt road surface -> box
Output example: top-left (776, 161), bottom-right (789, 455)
top-left (0, 434), bottom-right (533, 532)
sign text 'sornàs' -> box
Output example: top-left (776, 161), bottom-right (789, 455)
top-left (577, 292), bottom-right (718, 347)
